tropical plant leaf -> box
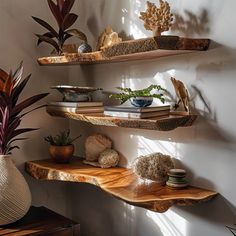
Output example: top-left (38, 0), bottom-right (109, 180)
top-left (8, 128), bottom-right (38, 141)
top-left (35, 34), bottom-right (60, 53)
top-left (66, 29), bottom-right (87, 42)
top-left (0, 68), bottom-right (9, 84)
top-left (11, 74), bottom-right (31, 106)
top-left (3, 72), bottom-right (14, 96)
top-left (11, 93), bottom-right (49, 117)
top-left (47, 0), bottom-right (63, 26)
top-left (37, 32), bottom-right (55, 45)
top-left (57, 0), bottom-right (64, 11)
top-left (20, 104), bottom-right (47, 118)
top-left (32, 16), bottom-right (58, 37)
top-left (12, 61), bottom-right (23, 88)
top-left (62, 13), bottom-right (78, 30)
top-left (62, 0), bottom-right (75, 17)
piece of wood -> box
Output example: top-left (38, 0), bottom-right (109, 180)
top-left (46, 106), bottom-right (197, 131)
top-left (37, 37), bottom-right (210, 66)
top-left (25, 159), bottom-right (217, 213)
top-left (0, 206), bottom-right (80, 236)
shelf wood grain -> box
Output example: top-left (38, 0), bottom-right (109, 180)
top-left (25, 159), bottom-right (217, 213)
top-left (46, 106), bottom-right (197, 131)
top-left (37, 37), bottom-right (210, 66)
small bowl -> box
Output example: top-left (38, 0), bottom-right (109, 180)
top-left (130, 97), bottom-right (153, 107)
top-left (51, 86), bottom-right (102, 102)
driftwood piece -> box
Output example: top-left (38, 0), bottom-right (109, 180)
top-left (25, 159), bottom-right (217, 213)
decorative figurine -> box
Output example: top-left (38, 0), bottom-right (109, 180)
top-left (96, 27), bottom-right (122, 51)
top-left (139, 0), bottom-right (174, 37)
top-left (133, 152), bottom-right (174, 183)
top-left (171, 77), bottom-right (190, 114)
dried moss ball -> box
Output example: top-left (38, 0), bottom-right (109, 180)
top-left (133, 152), bottom-right (174, 183)
top-left (98, 149), bottom-right (120, 168)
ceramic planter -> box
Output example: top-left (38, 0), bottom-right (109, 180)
top-left (49, 145), bottom-right (74, 163)
top-left (0, 155), bottom-right (31, 225)
top-left (130, 97), bottom-right (153, 107)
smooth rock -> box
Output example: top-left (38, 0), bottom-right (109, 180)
top-left (85, 134), bottom-right (112, 161)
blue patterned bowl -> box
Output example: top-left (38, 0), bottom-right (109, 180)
top-left (130, 97), bottom-right (153, 107)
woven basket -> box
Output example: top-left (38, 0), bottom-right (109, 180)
top-left (0, 155), bottom-right (31, 225)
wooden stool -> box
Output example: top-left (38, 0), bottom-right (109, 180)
top-left (0, 206), bottom-right (80, 235)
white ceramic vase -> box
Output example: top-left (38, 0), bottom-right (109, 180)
top-left (0, 155), bottom-right (31, 225)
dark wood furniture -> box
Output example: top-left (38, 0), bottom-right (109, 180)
top-left (0, 206), bottom-right (80, 236)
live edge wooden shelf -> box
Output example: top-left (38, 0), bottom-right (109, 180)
top-left (25, 159), bottom-right (217, 213)
top-left (37, 37), bottom-right (210, 66)
top-left (47, 106), bottom-right (197, 131)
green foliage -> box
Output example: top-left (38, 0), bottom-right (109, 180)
top-left (44, 130), bottom-right (81, 146)
top-left (110, 85), bottom-right (166, 104)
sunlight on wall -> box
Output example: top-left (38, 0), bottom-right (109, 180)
top-left (147, 210), bottom-right (187, 236)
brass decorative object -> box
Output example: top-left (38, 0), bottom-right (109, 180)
top-left (140, 0), bottom-right (174, 36)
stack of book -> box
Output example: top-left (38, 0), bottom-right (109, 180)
top-left (48, 102), bottom-right (104, 114)
top-left (166, 169), bottom-right (188, 189)
top-left (104, 104), bottom-right (170, 119)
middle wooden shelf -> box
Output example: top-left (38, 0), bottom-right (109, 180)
top-left (46, 106), bottom-right (197, 131)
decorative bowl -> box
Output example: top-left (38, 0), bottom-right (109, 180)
top-left (49, 145), bottom-right (74, 164)
top-left (51, 86), bottom-right (102, 102)
top-left (130, 97), bottom-right (153, 107)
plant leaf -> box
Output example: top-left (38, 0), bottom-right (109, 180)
top-left (9, 128), bottom-right (38, 141)
top-left (62, 0), bottom-right (75, 17)
top-left (32, 16), bottom-right (58, 37)
top-left (20, 104), bottom-right (47, 118)
top-left (57, 0), bottom-right (64, 11)
top-left (12, 61), bottom-right (23, 88)
top-left (66, 29), bottom-right (87, 42)
top-left (11, 93), bottom-right (49, 117)
top-left (37, 32), bottom-right (55, 45)
top-left (47, 0), bottom-right (63, 26)
top-left (35, 34), bottom-right (60, 53)
top-left (62, 13), bottom-right (78, 30)
top-left (3, 71), bottom-right (14, 96)
top-left (11, 74), bottom-right (31, 106)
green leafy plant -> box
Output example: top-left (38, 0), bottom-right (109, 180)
top-left (110, 85), bottom-right (166, 104)
top-left (44, 130), bottom-right (81, 146)
top-left (32, 0), bottom-right (88, 54)
top-left (0, 62), bottom-right (49, 155)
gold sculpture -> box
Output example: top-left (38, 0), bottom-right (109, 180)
top-left (140, 0), bottom-right (174, 36)
top-left (171, 77), bottom-right (190, 114)
top-left (96, 27), bottom-right (122, 51)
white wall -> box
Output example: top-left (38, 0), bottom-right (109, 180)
top-left (0, 0), bottom-right (73, 217)
top-left (69, 0), bottom-right (236, 235)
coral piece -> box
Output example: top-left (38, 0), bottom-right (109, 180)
top-left (96, 27), bottom-right (122, 51)
top-left (85, 134), bottom-right (112, 162)
top-left (98, 149), bottom-right (120, 168)
top-left (139, 0), bottom-right (174, 36)
top-left (171, 77), bottom-right (190, 114)
top-left (133, 153), bottom-right (174, 183)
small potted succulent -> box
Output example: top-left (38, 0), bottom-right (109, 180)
top-left (110, 85), bottom-right (166, 107)
top-left (44, 130), bottom-right (81, 163)
top-left (32, 0), bottom-right (91, 55)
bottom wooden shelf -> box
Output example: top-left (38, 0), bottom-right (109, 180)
top-left (25, 159), bottom-right (217, 213)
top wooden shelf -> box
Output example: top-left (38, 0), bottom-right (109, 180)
top-left (37, 37), bottom-right (210, 66)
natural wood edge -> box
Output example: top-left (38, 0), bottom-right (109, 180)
top-left (37, 37), bottom-right (210, 66)
top-left (25, 159), bottom-right (217, 213)
top-left (46, 107), bottom-right (198, 131)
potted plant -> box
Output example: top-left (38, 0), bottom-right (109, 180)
top-left (32, 0), bottom-right (91, 55)
top-left (44, 130), bottom-right (81, 163)
top-left (110, 85), bottom-right (166, 107)
top-left (0, 62), bottom-right (48, 225)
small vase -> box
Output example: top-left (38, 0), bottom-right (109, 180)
top-left (49, 145), bottom-right (74, 164)
top-left (0, 155), bottom-right (31, 226)
top-left (130, 97), bottom-right (153, 107)
top-left (78, 43), bottom-right (92, 53)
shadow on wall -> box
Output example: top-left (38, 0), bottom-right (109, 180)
top-left (172, 9), bottom-right (210, 37)
top-left (70, 183), bottom-right (164, 236)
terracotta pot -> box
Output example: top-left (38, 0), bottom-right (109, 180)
top-left (49, 145), bottom-right (74, 164)
top-left (0, 155), bottom-right (31, 225)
